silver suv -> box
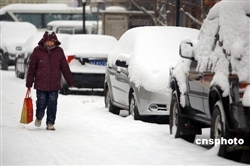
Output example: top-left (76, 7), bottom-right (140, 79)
top-left (169, 1), bottom-right (250, 161)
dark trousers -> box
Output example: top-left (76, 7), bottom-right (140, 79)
top-left (36, 90), bottom-right (59, 125)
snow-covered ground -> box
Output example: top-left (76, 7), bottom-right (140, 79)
top-left (1, 67), bottom-right (248, 165)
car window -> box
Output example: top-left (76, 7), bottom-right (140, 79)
top-left (74, 28), bottom-right (84, 34)
top-left (57, 27), bottom-right (73, 34)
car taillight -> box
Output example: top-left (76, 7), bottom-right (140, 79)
top-left (67, 55), bottom-right (75, 63)
top-left (239, 82), bottom-right (250, 99)
top-left (240, 83), bottom-right (249, 89)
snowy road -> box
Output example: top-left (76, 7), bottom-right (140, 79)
top-left (1, 68), bottom-right (248, 165)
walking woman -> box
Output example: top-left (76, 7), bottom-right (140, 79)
top-left (26, 31), bottom-right (74, 130)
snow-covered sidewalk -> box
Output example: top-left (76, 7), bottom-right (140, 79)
top-left (1, 68), bottom-right (246, 165)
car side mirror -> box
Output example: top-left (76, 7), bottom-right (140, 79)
top-left (179, 41), bottom-right (194, 60)
top-left (16, 46), bottom-right (22, 51)
top-left (115, 60), bottom-right (128, 68)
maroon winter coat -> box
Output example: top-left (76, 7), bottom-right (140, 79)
top-left (26, 31), bottom-right (74, 91)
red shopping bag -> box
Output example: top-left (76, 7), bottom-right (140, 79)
top-left (20, 88), bottom-right (33, 124)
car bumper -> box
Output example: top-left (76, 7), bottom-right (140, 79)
top-left (134, 87), bottom-right (171, 116)
top-left (71, 73), bottom-right (105, 89)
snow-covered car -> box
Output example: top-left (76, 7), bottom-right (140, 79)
top-left (169, 1), bottom-right (250, 161)
top-left (60, 34), bottom-right (117, 94)
top-left (15, 32), bottom-right (69, 79)
top-left (104, 26), bottom-right (199, 120)
top-left (1, 21), bottom-right (38, 70)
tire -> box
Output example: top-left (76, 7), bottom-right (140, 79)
top-left (211, 101), bottom-right (242, 161)
top-left (169, 91), bottom-right (196, 143)
top-left (129, 93), bottom-right (141, 120)
top-left (1, 52), bottom-right (9, 70)
top-left (105, 87), bottom-right (120, 115)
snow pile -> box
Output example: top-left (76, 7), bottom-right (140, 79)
top-left (195, 1), bottom-right (250, 96)
top-left (108, 26), bottom-right (199, 93)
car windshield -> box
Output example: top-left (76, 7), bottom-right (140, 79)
top-left (74, 28), bottom-right (84, 34)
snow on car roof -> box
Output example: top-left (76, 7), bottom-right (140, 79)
top-left (1, 21), bottom-right (38, 53)
top-left (108, 26), bottom-right (199, 93)
top-left (0, 3), bottom-right (91, 14)
top-left (60, 35), bottom-right (117, 58)
top-left (1, 21), bottom-right (38, 38)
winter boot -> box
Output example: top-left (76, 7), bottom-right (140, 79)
top-left (46, 123), bottom-right (55, 130)
top-left (35, 118), bottom-right (42, 127)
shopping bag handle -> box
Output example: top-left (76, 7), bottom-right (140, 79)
top-left (25, 88), bottom-right (32, 98)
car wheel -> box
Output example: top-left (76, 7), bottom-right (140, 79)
top-left (169, 91), bottom-right (195, 143)
top-left (1, 52), bottom-right (9, 70)
top-left (105, 87), bottom-right (120, 115)
top-left (129, 93), bottom-right (140, 120)
top-left (211, 101), bottom-right (242, 161)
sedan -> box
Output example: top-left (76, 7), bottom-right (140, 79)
top-left (60, 34), bottom-right (117, 95)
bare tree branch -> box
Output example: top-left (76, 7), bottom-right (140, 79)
top-left (128, 0), bottom-right (210, 27)
top-left (130, 0), bottom-right (157, 25)
top-left (200, 0), bottom-right (207, 20)
top-left (180, 7), bottom-right (202, 26)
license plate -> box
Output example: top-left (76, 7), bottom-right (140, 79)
top-left (89, 60), bottom-right (107, 66)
